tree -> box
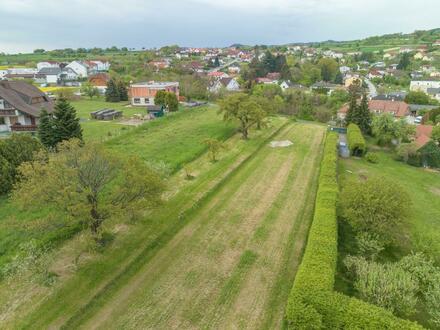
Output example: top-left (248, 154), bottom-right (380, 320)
top-left (81, 82), bottom-right (99, 99)
top-left (105, 78), bottom-right (120, 102)
top-left (432, 126), bottom-right (440, 145)
top-left (396, 143), bottom-right (419, 164)
top-left (404, 91), bottom-right (433, 105)
top-left (204, 138), bottom-right (224, 162)
top-left (117, 80), bottom-right (128, 101)
top-left (51, 98), bottom-right (83, 147)
top-left (165, 92), bottom-right (179, 112)
top-left (214, 56), bottom-right (220, 67)
top-left (357, 94), bottom-right (371, 134)
top-left (13, 140), bottom-right (165, 237)
top-left (0, 134), bottom-right (42, 195)
top-left (318, 58), bottom-right (338, 82)
top-left (340, 177), bottom-right (411, 244)
top-left (397, 52), bottom-right (411, 70)
top-left (345, 83), bottom-right (362, 125)
top-left (154, 90), bottom-right (167, 106)
top-left (55, 88), bottom-right (75, 101)
top-left (219, 93), bottom-right (266, 139)
top-left (372, 114), bottom-right (414, 146)
top-left (38, 109), bottom-right (55, 148)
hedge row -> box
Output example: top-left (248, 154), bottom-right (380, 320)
top-left (347, 123), bottom-right (366, 156)
top-left (285, 132), bottom-right (422, 329)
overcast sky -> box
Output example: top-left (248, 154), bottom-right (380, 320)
top-left (1, 0), bottom-right (439, 53)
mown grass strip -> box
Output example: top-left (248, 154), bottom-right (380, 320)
top-left (58, 121), bottom-right (291, 330)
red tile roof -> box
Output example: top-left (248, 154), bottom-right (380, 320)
top-left (338, 100), bottom-right (409, 118)
top-left (415, 125), bottom-right (433, 147)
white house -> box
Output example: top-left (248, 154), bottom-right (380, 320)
top-left (60, 67), bottom-right (79, 81)
top-left (410, 79), bottom-right (440, 94)
top-left (339, 66), bottom-right (351, 74)
top-left (208, 78), bottom-right (240, 93)
top-left (38, 67), bottom-right (61, 84)
top-left (37, 61), bottom-right (60, 71)
top-left (0, 70), bottom-right (7, 80)
top-left (66, 61), bottom-right (88, 78)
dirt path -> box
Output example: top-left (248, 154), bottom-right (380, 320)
top-left (79, 123), bottom-right (324, 329)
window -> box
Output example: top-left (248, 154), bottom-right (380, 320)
top-left (0, 117), bottom-right (5, 125)
top-left (133, 98), bottom-right (141, 104)
top-left (145, 98), bottom-right (150, 104)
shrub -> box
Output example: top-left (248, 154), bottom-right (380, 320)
top-left (339, 177), bottom-right (411, 244)
top-left (347, 123), bottom-right (366, 156)
top-left (365, 152), bottom-right (379, 163)
top-left (285, 133), bottom-right (422, 329)
top-left (356, 232), bottom-right (384, 260)
top-left (345, 256), bottom-right (419, 317)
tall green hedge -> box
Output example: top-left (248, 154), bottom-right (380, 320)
top-left (347, 123), bottom-right (366, 156)
top-left (285, 132), bottom-right (422, 329)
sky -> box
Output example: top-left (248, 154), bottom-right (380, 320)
top-left (1, 0), bottom-right (439, 53)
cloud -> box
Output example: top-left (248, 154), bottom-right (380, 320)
top-left (0, 0), bottom-right (439, 53)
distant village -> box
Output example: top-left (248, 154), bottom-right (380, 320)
top-left (1, 40), bottom-right (440, 147)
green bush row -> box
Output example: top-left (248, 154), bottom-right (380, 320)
top-left (285, 132), bottom-right (422, 329)
top-left (347, 123), bottom-right (366, 156)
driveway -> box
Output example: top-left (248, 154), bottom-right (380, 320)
top-left (364, 78), bottom-right (378, 98)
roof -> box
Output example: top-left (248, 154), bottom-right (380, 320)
top-left (131, 81), bottom-right (179, 88)
top-left (38, 67), bottom-right (62, 75)
top-left (339, 100), bottom-right (409, 118)
top-left (415, 125), bottom-right (433, 148)
top-left (311, 81), bottom-right (340, 89)
top-left (146, 105), bottom-right (164, 112)
top-left (368, 100), bottom-right (409, 118)
top-left (427, 88), bottom-right (440, 95)
top-left (0, 81), bottom-right (53, 117)
top-left (219, 77), bottom-right (233, 87)
top-left (372, 92), bottom-right (407, 102)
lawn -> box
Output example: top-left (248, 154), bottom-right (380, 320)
top-left (336, 151), bottom-right (440, 327)
top-left (39, 122), bottom-right (324, 330)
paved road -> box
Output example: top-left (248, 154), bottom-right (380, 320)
top-left (208, 58), bottom-right (239, 73)
top-left (364, 78), bottom-right (378, 98)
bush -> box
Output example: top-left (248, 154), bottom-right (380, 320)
top-left (285, 133), bottom-right (422, 329)
top-left (347, 123), bottom-right (366, 156)
top-left (339, 177), bottom-right (411, 244)
top-left (365, 152), bottom-right (379, 163)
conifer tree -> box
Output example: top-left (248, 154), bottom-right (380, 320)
top-left (37, 108), bottom-right (55, 148)
top-left (105, 78), bottom-right (120, 102)
top-left (117, 80), bottom-right (128, 101)
top-left (357, 94), bottom-right (372, 134)
top-left (52, 98), bottom-right (83, 146)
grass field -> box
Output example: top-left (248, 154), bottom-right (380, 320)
top-left (0, 115), bottom-right (287, 328)
top-left (58, 122), bottom-right (324, 329)
top-left (0, 106), bottom-right (233, 275)
top-left (4, 121), bottom-right (325, 329)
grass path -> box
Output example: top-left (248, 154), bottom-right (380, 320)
top-left (76, 123), bottom-right (325, 329)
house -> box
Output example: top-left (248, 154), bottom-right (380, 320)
top-left (415, 125), bottom-right (433, 148)
top-left (0, 81), bottom-right (53, 133)
top-left (279, 81), bottom-right (307, 91)
top-left (427, 88), bottom-right (440, 101)
top-left (84, 60), bottom-right (110, 73)
top-left (340, 66), bottom-right (351, 74)
top-left (372, 92), bottom-right (407, 102)
top-left (0, 69), bottom-right (7, 80)
top-left (311, 81), bottom-right (342, 94)
top-left (88, 73), bottom-right (110, 93)
top-left (207, 71), bottom-right (229, 79)
top-left (367, 69), bottom-right (385, 79)
top-left (266, 72), bottom-right (281, 81)
top-left (66, 61), bottom-right (88, 78)
top-left (410, 79), bottom-right (440, 94)
top-left (255, 77), bottom-right (276, 84)
top-left (37, 61), bottom-right (60, 71)
top-left (208, 77), bottom-right (240, 93)
top-left (228, 66), bottom-right (241, 74)
top-left (38, 67), bottom-right (61, 84)
top-left (338, 100), bottom-right (409, 120)
top-left (129, 81), bottom-right (179, 106)
top-left (149, 60), bottom-right (170, 71)
top-left (59, 67), bottom-right (79, 81)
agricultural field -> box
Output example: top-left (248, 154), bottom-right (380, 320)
top-left (1, 120), bottom-right (325, 329)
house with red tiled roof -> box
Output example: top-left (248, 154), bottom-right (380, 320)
top-left (415, 125), bottom-right (433, 148)
top-left (207, 71), bottom-right (229, 79)
top-left (338, 100), bottom-right (409, 120)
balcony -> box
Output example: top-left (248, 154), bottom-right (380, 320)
top-left (0, 109), bottom-right (16, 116)
top-left (10, 124), bottom-right (38, 132)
